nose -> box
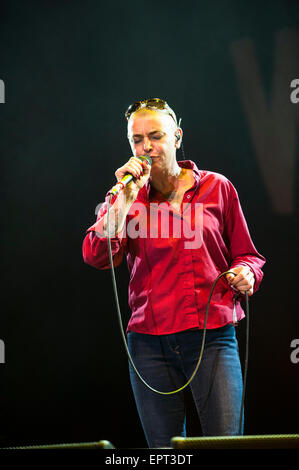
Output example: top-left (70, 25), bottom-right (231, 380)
top-left (143, 137), bottom-right (152, 153)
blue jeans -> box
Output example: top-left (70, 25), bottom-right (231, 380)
top-left (127, 324), bottom-right (244, 448)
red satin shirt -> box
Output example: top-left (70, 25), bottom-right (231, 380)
top-left (82, 160), bottom-right (265, 335)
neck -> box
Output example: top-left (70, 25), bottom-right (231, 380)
top-left (150, 160), bottom-right (185, 196)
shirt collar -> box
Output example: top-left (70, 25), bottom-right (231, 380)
top-left (138, 159), bottom-right (201, 202)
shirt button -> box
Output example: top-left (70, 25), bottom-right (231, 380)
top-left (187, 195), bottom-right (191, 199)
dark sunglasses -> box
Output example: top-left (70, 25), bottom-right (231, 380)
top-left (125, 98), bottom-right (177, 124)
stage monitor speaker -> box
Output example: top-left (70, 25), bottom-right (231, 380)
top-left (171, 434), bottom-right (299, 449)
top-left (0, 440), bottom-right (115, 450)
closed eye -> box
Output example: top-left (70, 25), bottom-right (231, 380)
top-left (151, 133), bottom-right (163, 140)
top-left (132, 131), bottom-right (165, 144)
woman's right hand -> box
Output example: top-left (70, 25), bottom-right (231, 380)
top-left (115, 156), bottom-right (151, 193)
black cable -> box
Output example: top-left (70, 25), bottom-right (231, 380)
top-left (107, 193), bottom-right (249, 433)
top-left (239, 289), bottom-right (249, 435)
top-left (178, 118), bottom-right (186, 160)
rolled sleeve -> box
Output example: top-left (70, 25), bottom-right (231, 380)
top-left (82, 193), bottom-right (127, 270)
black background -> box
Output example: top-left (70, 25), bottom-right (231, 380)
top-left (0, 0), bottom-right (298, 449)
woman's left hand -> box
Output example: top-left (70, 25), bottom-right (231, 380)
top-left (226, 266), bottom-right (255, 296)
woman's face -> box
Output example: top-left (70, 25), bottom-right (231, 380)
top-left (127, 109), bottom-right (180, 173)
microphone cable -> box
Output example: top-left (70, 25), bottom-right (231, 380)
top-left (106, 192), bottom-right (249, 435)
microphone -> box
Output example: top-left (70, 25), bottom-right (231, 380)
top-left (109, 155), bottom-right (152, 196)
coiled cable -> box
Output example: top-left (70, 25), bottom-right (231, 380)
top-left (107, 193), bottom-right (249, 434)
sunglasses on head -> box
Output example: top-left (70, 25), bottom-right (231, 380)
top-left (125, 98), bottom-right (178, 125)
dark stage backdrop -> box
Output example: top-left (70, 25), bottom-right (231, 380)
top-left (0, 0), bottom-right (298, 449)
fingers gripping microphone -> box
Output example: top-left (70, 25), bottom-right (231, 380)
top-left (109, 155), bottom-right (152, 196)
